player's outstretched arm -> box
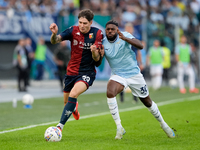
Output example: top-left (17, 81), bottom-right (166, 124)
top-left (117, 29), bottom-right (143, 50)
top-left (49, 23), bottom-right (62, 44)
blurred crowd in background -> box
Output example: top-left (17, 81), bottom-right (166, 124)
top-left (1, 0), bottom-right (200, 49)
top-left (0, 0), bottom-right (200, 92)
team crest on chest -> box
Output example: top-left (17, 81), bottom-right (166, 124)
top-left (89, 33), bottom-right (93, 39)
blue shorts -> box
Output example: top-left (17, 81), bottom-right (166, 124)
top-left (63, 72), bottom-right (96, 93)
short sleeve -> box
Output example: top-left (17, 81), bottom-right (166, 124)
top-left (59, 26), bottom-right (73, 41)
top-left (123, 32), bottom-right (135, 39)
top-left (94, 29), bottom-right (103, 48)
top-left (175, 45), bottom-right (180, 54)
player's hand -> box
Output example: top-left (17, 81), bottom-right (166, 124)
top-left (49, 23), bottom-right (58, 35)
top-left (90, 44), bottom-right (98, 53)
top-left (117, 29), bottom-right (126, 40)
top-left (90, 44), bottom-right (100, 61)
top-left (139, 64), bottom-right (144, 71)
top-left (99, 45), bottom-right (105, 57)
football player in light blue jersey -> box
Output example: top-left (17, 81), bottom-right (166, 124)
top-left (94, 20), bottom-right (175, 139)
top-left (103, 29), bottom-right (140, 78)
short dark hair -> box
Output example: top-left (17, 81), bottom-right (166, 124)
top-left (78, 9), bottom-right (94, 22)
top-left (106, 20), bottom-right (118, 27)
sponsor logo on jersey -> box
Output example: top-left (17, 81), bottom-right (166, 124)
top-left (116, 41), bottom-right (120, 44)
top-left (73, 40), bottom-right (93, 49)
top-left (73, 39), bottom-right (78, 45)
top-left (79, 41), bottom-right (93, 49)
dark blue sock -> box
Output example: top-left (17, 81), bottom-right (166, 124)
top-left (59, 97), bottom-right (77, 125)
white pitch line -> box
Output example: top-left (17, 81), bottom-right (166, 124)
top-left (0, 95), bottom-right (200, 134)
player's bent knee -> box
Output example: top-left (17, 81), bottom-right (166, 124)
top-left (107, 89), bottom-right (117, 98)
top-left (69, 92), bottom-right (78, 98)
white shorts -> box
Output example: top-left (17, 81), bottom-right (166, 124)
top-left (150, 65), bottom-right (163, 76)
top-left (109, 73), bottom-right (149, 98)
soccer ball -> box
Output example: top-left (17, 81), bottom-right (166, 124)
top-left (169, 78), bottom-right (178, 88)
top-left (44, 126), bottom-right (62, 142)
top-left (22, 94), bottom-right (34, 105)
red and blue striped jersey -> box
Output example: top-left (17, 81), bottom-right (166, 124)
top-left (59, 26), bottom-right (103, 75)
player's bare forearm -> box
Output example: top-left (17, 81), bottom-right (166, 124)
top-left (94, 46), bottom-right (104, 67)
top-left (123, 37), bottom-right (143, 50)
top-left (94, 54), bottom-right (103, 67)
top-left (117, 29), bottom-right (143, 49)
top-left (175, 54), bottom-right (179, 62)
top-left (92, 53), bottom-right (100, 62)
top-left (50, 34), bottom-right (61, 44)
top-left (91, 44), bottom-right (100, 61)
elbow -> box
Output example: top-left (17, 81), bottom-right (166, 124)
top-left (95, 63), bottom-right (100, 67)
top-left (137, 44), bottom-right (143, 50)
top-left (95, 61), bottom-right (101, 67)
top-left (135, 41), bottom-right (143, 50)
top-left (94, 57), bottom-right (102, 67)
top-left (139, 44), bottom-right (143, 50)
top-left (95, 60), bottom-right (101, 67)
top-left (50, 41), bottom-right (56, 44)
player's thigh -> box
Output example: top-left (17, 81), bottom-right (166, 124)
top-left (127, 73), bottom-right (149, 98)
top-left (150, 66), bottom-right (156, 76)
top-left (107, 80), bottom-right (124, 97)
top-left (107, 75), bottom-right (126, 97)
top-left (150, 65), bottom-right (163, 76)
top-left (63, 75), bottom-right (76, 93)
top-left (69, 81), bottom-right (87, 98)
top-left (185, 65), bottom-right (194, 77)
top-left (177, 63), bottom-right (184, 75)
top-left (69, 73), bottom-right (96, 98)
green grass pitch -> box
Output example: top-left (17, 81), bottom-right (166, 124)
top-left (0, 87), bottom-right (200, 150)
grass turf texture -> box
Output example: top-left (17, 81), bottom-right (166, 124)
top-left (0, 87), bottom-right (200, 150)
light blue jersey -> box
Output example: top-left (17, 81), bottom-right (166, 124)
top-left (103, 31), bottom-right (140, 78)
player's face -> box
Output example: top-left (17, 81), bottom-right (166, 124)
top-left (125, 26), bottom-right (133, 34)
top-left (105, 24), bottom-right (117, 39)
top-left (26, 38), bottom-right (31, 45)
top-left (78, 17), bottom-right (92, 34)
top-left (180, 36), bottom-right (187, 43)
top-left (154, 40), bottom-right (160, 47)
top-left (19, 39), bottom-right (25, 46)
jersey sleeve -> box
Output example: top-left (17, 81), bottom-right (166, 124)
top-left (175, 45), bottom-right (179, 54)
top-left (124, 32), bottom-right (135, 39)
top-left (59, 26), bottom-right (73, 41)
top-left (94, 29), bottom-right (103, 48)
